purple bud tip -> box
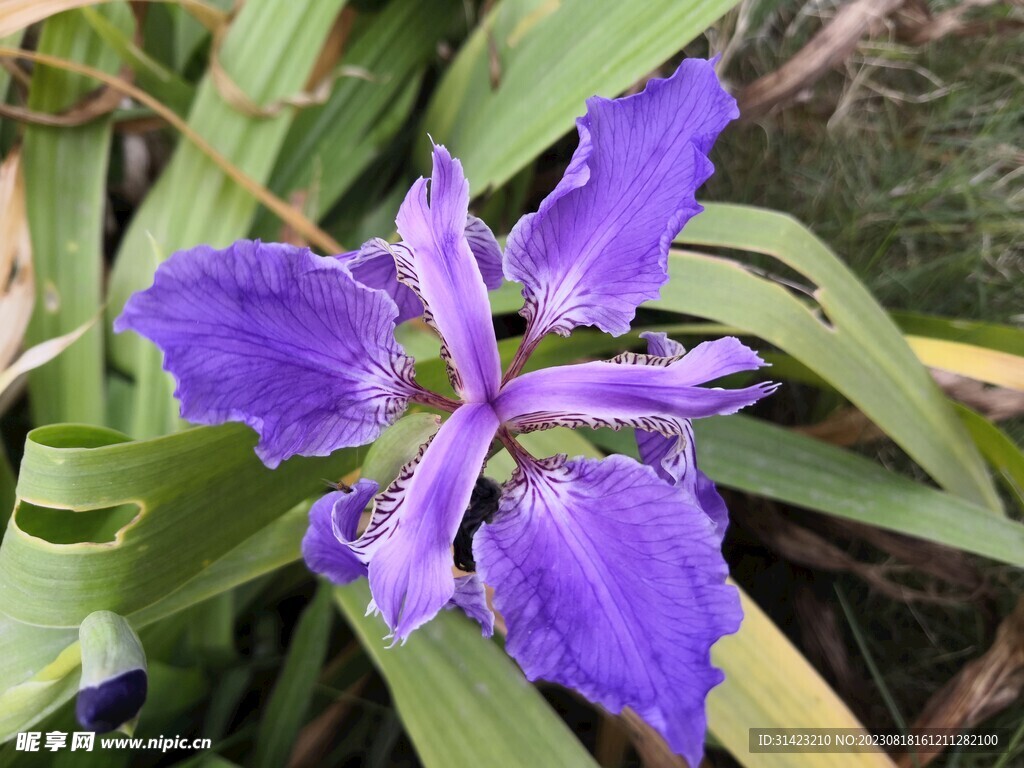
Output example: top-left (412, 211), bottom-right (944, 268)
top-left (75, 669), bottom-right (147, 733)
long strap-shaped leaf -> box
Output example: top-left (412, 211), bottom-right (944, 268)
top-left (23, 7), bottom-right (129, 426)
top-left (669, 204), bottom-right (999, 510)
top-left (589, 419), bottom-right (1024, 568)
top-left (106, 0), bottom-right (348, 437)
top-left (422, 0), bottom-right (742, 191)
top-left (0, 416), bottom-right (437, 739)
top-left (0, 423), bottom-right (358, 627)
top-left (335, 582), bottom-right (601, 768)
top-left (254, 0), bottom-right (462, 235)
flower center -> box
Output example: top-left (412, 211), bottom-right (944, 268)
top-left (453, 476), bottom-right (501, 572)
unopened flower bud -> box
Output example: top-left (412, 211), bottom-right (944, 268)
top-left (76, 611), bottom-right (147, 733)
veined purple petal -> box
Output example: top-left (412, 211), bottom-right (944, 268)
top-left (638, 421), bottom-right (728, 537)
top-left (357, 403), bottom-right (499, 642)
top-left (504, 58), bottom-right (737, 342)
top-left (445, 574), bottom-right (495, 637)
top-left (640, 329), bottom-right (686, 360)
top-left (337, 217), bottom-right (504, 324)
top-left (494, 336), bottom-right (775, 435)
top-left (475, 453), bottom-right (741, 765)
top-left (635, 333), bottom-right (729, 535)
top-left (337, 241), bottom-right (423, 324)
top-left (301, 480), bottom-right (378, 585)
top-left (305, 479), bottom-right (496, 636)
top-left (114, 240), bottom-right (417, 468)
top-left (464, 215), bottom-right (505, 290)
top-left (394, 146), bottom-right (502, 402)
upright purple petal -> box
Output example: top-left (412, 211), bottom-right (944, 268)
top-left (494, 336), bottom-right (775, 435)
top-left (475, 454), bottom-right (741, 765)
top-left (115, 240), bottom-right (417, 468)
top-left (301, 479), bottom-right (377, 585)
top-left (353, 403), bottom-right (500, 642)
top-left (445, 574), bottom-right (495, 637)
top-left (504, 58), bottom-right (738, 343)
top-left (635, 333), bottom-right (729, 535)
top-left (394, 147), bottom-right (502, 402)
top-left (338, 217), bottom-right (504, 324)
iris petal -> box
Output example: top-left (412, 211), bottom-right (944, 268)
top-left (635, 333), bottom-right (729, 536)
top-left (337, 214), bottom-right (504, 324)
top-left (115, 240), bottom-right (418, 468)
top-left (352, 403), bottom-right (500, 642)
top-left (475, 453), bottom-right (741, 766)
top-left (504, 58), bottom-right (737, 342)
top-left (494, 336), bottom-right (775, 435)
top-left (394, 146), bottom-right (502, 402)
top-left (301, 480), bottom-right (378, 586)
top-left (446, 574), bottom-right (495, 637)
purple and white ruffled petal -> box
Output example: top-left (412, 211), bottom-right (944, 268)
top-left (494, 336), bottom-right (775, 435)
top-left (394, 146), bottom-right (502, 402)
top-left (352, 403), bottom-right (500, 642)
top-left (475, 453), bottom-right (741, 766)
top-left (503, 58), bottom-right (737, 342)
top-left (635, 333), bottom-right (729, 535)
top-left (445, 574), bottom-right (495, 637)
top-left (301, 479), bottom-right (378, 585)
top-left (114, 240), bottom-right (417, 468)
top-left (338, 216), bottom-right (504, 324)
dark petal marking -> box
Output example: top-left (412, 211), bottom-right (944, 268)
top-left (494, 337), bottom-right (776, 437)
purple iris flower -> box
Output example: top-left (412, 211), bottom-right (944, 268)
top-left (116, 59), bottom-right (776, 764)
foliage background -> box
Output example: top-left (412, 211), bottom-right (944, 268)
top-left (0, 0), bottom-right (1021, 766)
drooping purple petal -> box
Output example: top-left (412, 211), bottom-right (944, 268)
top-left (351, 403), bottom-right (499, 642)
top-left (114, 240), bottom-right (418, 468)
top-left (337, 217), bottom-right (503, 324)
top-left (394, 146), bottom-right (502, 402)
top-left (638, 421), bottom-right (728, 537)
top-left (301, 480), bottom-right (378, 585)
top-left (445, 574), bottom-right (495, 638)
top-left (504, 58), bottom-right (738, 343)
top-left (635, 333), bottom-right (729, 535)
top-left (475, 453), bottom-right (741, 765)
top-left (494, 336), bottom-right (775, 435)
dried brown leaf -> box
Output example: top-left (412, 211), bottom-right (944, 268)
top-left (208, 5), bottom-right (371, 118)
top-left (0, 46), bottom-right (342, 254)
top-left (897, 597), bottom-right (1024, 767)
top-left (735, 0), bottom-right (906, 120)
top-left (0, 147), bottom-right (33, 371)
top-left (0, 0), bottom-right (226, 38)
top-left (0, 314), bottom-right (97, 398)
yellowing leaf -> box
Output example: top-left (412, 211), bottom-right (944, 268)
top-left (907, 336), bottom-right (1024, 392)
top-left (710, 588), bottom-right (896, 767)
